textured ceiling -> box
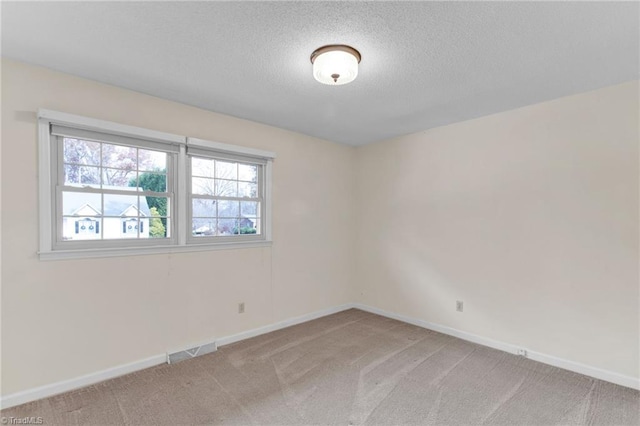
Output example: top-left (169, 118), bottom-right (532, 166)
top-left (2, 2), bottom-right (638, 146)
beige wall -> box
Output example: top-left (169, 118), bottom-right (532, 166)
top-left (355, 81), bottom-right (639, 378)
top-left (2, 58), bottom-right (638, 397)
top-left (1, 59), bottom-right (355, 395)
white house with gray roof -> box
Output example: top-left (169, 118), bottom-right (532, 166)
top-left (62, 189), bottom-right (151, 240)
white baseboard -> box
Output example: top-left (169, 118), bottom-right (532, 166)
top-left (0, 304), bottom-right (354, 410)
top-left (352, 303), bottom-right (640, 391)
top-left (525, 350), bottom-right (639, 391)
top-left (352, 303), bottom-right (521, 355)
top-left (0, 354), bottom-right (166, 410)
top-left (2, 302), bottom-right (637, 410)
top-left (215, 303), bottom-right (354, 347)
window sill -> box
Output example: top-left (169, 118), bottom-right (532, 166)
top-left (38, 240), bottom-right (273, 261)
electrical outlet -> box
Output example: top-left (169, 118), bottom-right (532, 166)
top-left (517, 348), bottom-right (527, 357)
top-left (238, 302), bottom-right (245, 314)
top-left (456, 300), bottom-right (463, 312)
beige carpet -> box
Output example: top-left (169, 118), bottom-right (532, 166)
top-left (2, 309), bottom-right (639, 425)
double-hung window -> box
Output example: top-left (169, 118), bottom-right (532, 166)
top-left (51, 125), bottom-right (177, 248)
top-left (38, 110), bottom-right (274, 260)
top-left (187, 139), bottom-right (267, 242)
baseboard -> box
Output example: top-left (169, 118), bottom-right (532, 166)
top-left (2, 301), bottom-right (636, 409)
top-left (0, 354), bottom-right (166, 410)
top-left (215, 303), bottom-right (354, 347)
top-left (0, 303), bottom-right (354, 410)
top-left (352, 303), bottom-right (640, 391)
top-left (525, 350), bottom-right (639, 391)
top-left (352, 303), bottom-right (520, 355)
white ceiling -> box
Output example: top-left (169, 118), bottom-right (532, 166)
top-left (2, 2), bottom-right (638, 146)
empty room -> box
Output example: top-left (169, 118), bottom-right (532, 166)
top-left (1, 1), bottom-right (638, 425)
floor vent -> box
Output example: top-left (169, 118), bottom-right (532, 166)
top-left (167, 341), bottom-right (217, 364)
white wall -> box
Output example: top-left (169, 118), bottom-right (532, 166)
top-left (1, 59), bottom-right (355, 396)
top-left (355, 81), bottom-right (639, 379)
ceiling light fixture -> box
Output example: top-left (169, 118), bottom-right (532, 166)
top-left (310, 44), bottom-right (361, 86)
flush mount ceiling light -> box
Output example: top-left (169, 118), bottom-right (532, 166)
top-left (310, 44), bottom-right (361, 86)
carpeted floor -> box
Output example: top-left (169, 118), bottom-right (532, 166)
top-left (2, 309), bottom-right (639, 425)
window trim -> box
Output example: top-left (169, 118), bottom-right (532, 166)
top-left (38, 109), bottom-right (275, 260)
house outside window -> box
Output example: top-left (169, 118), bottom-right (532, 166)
top-left (74, 217), bottom-right (99, 238)
top-left (121, 218), bottom-right (145, 237)
top-left (62, 186), bottom-right (155, 241)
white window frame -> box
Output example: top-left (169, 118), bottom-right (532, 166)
top-left (186, 137), bottom-right (272, 245)
top-left (50, 125), bottom-right (180, 250)
top-left (38, 109), bottom-right (274, 260)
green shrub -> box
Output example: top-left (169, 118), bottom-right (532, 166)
top-left (233, 226), bottom-right (257, 235)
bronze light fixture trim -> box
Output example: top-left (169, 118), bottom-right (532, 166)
top-left (310, 44), bottom-right (361, 85)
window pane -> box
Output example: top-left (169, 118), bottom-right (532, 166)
top-left (215, 161), bottom-right (237, 179)
top-left (102, 143), bottom-right (137, 170)
top-left (145, 196), bottom-right (169, 219)
top-left (192, 198), bottom-right (217, 217)
top-left (63, 138), bottom-right (100, 166)
top-left (136, 172), bottom-right (167, 193)
top-left (138, 149), bottom-right (167, 172)
top-left (103, 194), bottom-right (139, 218)
top-left (102, 217), bottom-right (146, 240)
top-left (192, 177), bottom-right (216, 196)
top-left (120, 218), bottom-right (143, 239)
top-left (238, 164), bottom-right (257, 182)
top-left (101, 195), bottom-right (153, 240)
top-left (102, 168), bottom-right (136, 189)
top-left (218, 218), bottom-right (239, 236)
top-left (63, 217), bottom-right (102, 240)
top-left (192, 218), bottom-right (217, 236)
top-left (218, 200), bottom-right (239, 217)
top-left (238, 181), bottom-right (257, 198)
top-left (215, 179), bottom-right (237, 197)
top-left (64, 165), bottom-right (100, 188)
top-left (238, 217), bottom-right (259, 235)
top-left (240, 201), bottom-right (259, 218)
top-left (62, 191), bottom-right (102, 216)
top-left (192, 157), bottom-right (215, 178)
top-left (149, 216), bottom-right (169, 238)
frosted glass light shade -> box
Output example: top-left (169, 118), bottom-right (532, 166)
top-left (310, 45), bottom-right (361, 86)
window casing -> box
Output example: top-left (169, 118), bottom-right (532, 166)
top-left (38, 109), bottom-right (274, 260)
